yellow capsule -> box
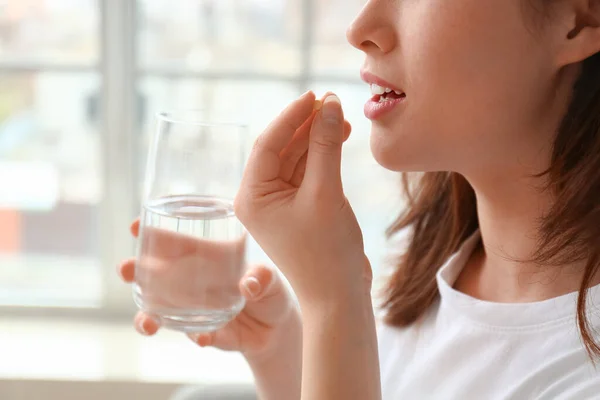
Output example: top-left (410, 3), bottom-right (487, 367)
top-left (313, 99), bottom-right (323, 111)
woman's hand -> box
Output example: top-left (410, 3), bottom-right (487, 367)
top-left (118, 219), bottom-right (300, 360)
top-left (234, 91), bottom-right (372, 305)
top-left (235, 91), bottom-right (381, 399)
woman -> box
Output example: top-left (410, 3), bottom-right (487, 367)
top-left (119, 0), bottom-right (600, 398)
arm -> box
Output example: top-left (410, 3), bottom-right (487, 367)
top-left (233, 92), bottom-right (380, 399)
top-left (245, 309), bottom-right (303, 400)
top-left (300, 291), bottom-right (381, 400)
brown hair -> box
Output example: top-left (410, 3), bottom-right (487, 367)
top-left (382, 50), bottom-right (600, 356)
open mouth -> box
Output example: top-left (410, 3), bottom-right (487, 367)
top-left (370, 84), bottom-right (406, 103)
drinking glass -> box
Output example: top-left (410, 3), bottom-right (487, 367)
top-left (133, 110), bottom-right (248, 333)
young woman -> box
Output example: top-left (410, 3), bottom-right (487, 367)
top-left (118, 0), bottom-right (600, 398)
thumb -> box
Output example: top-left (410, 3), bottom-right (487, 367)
top-left (239, 265), bottom-right (293, 326)
top-left (240, 265), bottom-right (277, 301)
top-left (304, 94), bottom-right (345, 190)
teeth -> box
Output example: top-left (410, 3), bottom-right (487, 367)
top-left (370, 84), bottom-right (386, 95)
top-left (378, 96), bottom-right (396, 103)
top-left (370, 83), bottom-right (404, 97)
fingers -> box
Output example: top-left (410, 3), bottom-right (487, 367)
top-left (290, 153), bottom-right (308, 188)
top-left (122, 255), bottom-right (158, 338)
top-left (304, 94), bottom-right (345, 193)
top-left (134, 311), bottom-right (160, 336)
top-left (238, 264), bottom-right (293, 327)
top-left (240, 264), bottom-right (276, 301)
top-left (280, 116), bottom-right (352, 183)
top-left (279, 111), bottom-right (318, 181)
top-left (244, 91), bottom-right (316, 183)
top-left (117, 257), bottom-right (136, 283)
top-left (343, 120), bottom-right (352, 141)
top-left (288, 120), bottom-right (350, 187)
top-left (130, 219), bottom-right (140, 237)
top-left (258, 90), bottom-right (316, 155)
top-left (188, 331), bottom-right (216, 347)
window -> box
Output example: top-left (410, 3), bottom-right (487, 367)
top-left (0, 0), bottom-right (103, 307)
top-left (1, 0), bottom-right (398, 328)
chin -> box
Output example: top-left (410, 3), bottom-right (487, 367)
top-left (369, 126), bottom-right (432, 173)
top-left (370, 137), bottom-right (416, 172)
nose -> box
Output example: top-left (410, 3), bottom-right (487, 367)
top-left (346, 0), bottom-right (397, 55)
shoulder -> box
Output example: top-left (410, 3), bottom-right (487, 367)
top-left (375, 300), bottom-right (440, 359)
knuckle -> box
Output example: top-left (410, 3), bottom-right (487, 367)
top-left (310, 137), bottom-right (340, 155)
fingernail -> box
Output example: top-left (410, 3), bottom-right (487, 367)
top-left (116, 264), bottom-right (124, 280)
top-left (136, 319), bottom-right (149, 335)
top-left (116, 261), bottom-right (130, 279)
top-left (197, 334), bottom-right (212, 347)
top-left (321, 94), bottom-right (342, 124)
top-left (190, 333), bottom-right (209, 346)
top-left (243, 276), bottom-right (261, 298)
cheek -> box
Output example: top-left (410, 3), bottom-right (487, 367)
top-left (393, 0), bottom-right (548, 170)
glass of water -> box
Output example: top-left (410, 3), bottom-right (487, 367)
top-left (133, 110), bottom-right (248, 333)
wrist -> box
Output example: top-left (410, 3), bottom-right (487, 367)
top-left (297, 256), bottom-right (373, 310)
top-left (300, 290), bottom-right (374, 324)
top-left (299, 281), bottom-right (381, 400)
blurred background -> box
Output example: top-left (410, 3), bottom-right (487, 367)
top-left (0, 0), bottom-right (399, 398)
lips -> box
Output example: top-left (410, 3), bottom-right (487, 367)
top-left (361, 71), bottom-right (404, 94)
top-left (361, 71), bottom-right (406, 120)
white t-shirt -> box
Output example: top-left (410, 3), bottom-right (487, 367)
top-left (378, 231), bottom-right (600, 399)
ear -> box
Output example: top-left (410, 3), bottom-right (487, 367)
top-left (555, 0), bottom-right (600, 66)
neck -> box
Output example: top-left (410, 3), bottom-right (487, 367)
top-left (453, 64), bottom-right (598, 303)
top-left (456, 171), bottom-right (593, 303)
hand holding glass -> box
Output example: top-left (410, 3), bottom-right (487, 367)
top-left (133, 111), bottom-right (247, 333)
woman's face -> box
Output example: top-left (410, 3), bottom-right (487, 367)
top-left (347, 0), bottom-right (564, 176)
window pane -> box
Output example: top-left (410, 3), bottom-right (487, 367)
top-left (0, 0), bottom-right (98, 65)
top-left (312, 0), bottom-right (364, 76)
top-left (0, 72), bottom-right (102, 306)
top-left (137, 0), bottom-right (303, 75)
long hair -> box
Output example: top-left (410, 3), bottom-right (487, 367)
top-left (383, 52), bottom-right (600, 357)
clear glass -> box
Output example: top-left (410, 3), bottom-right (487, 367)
top-left (136, 78), bottom-right (298, 198)
top-left (0, 71), bottom-right (102, 306)
top-left (0, 0), bottom-right (98, 65)
top-left (134, 111), bottom-right (248, 333)
top-left (137, 0), bottom-right (302, 75)
top-left (137, 78), bottom-right (298, 271)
